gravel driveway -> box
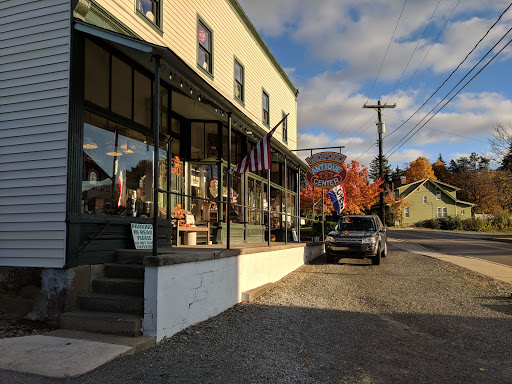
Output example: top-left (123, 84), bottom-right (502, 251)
top-left (2, 245), bottom-right (511, 383)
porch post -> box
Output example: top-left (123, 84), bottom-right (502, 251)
top-left (297, 169), bottom-right (300, 242)
top-left (284, 155), bottom-right (288, 244)
top-left (267, 168), bottom-right (271, 246)
top-left (227, 112), bottom-right (232, 249)
top-left (152, 55), bottom-right (161, 256)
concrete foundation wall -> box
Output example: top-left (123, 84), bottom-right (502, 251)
top-left (143, 245), bottom-right (322, 341)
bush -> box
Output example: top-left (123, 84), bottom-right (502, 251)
top-left (441, 216), bottom-right (464, 231)
top-left (417, 218), bottom-right (441, 229)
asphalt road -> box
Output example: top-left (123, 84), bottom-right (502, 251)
top-left (1, 245), bottom-right (511, 384)
top-left (388, 228), bottom-right (512, 267)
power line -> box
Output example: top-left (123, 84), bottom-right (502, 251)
top-left (385, 1), bottom-right (512, 140)
top-left (366, 0), bottom-right (408, 103)
top-left (387, 38), bottom-right (512, 158)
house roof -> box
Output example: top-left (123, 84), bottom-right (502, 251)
top-left (398, 178), bottom-right (475, 206)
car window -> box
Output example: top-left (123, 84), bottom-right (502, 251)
top-left (336, 217), bottom-right (375, 231)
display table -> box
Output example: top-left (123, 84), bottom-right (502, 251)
top-left (175, 222), bottom-right (210, 246)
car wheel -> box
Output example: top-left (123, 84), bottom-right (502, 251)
top-left (381, 241), bottom-right (387, 258)
top-left (372, 247), bottom-right (381, 265)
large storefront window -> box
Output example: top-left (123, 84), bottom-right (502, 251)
top-left (190, 164), bottom-right (219, 223)
top-left (270, 186), bottom-right (281, 228)
top-left (191, 122), bottom-right (219, 160)
top-left (82, 112), bottom-right (168, 218)
top-left (221, 168), bottom-right (243, 223)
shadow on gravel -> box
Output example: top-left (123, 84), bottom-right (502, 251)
top-left (478, 295), bottom-right (512, 316)
top-left (310, 253), bottom-right (374, 267)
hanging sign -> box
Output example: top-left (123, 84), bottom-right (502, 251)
top-left (131, 223), bottom-right (153, 249)
top-left (305, 152), bottom-right (347, 188)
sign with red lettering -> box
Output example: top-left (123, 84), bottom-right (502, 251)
top-left (198, 28), bottom-right (207, 44)
top-left (305, 152), bottom-right (347, 189)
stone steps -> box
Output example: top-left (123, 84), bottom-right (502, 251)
top-left (104, 263), bottom-right (145, 279)
top-left (92, 277), bottom-right (144, 296)
top-left (60, 310), bottom-right (143, 337)
top-left (79, 293), bottom-right (143, 315)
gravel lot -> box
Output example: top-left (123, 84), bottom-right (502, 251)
top-left (1, 245), bottom-right (511, 383)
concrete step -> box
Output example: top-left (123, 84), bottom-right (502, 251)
top-left (104, 263), bottom-right (145, 279)
top-left (79, 293), bottom-right (144, 315)
top-left (92, 277), bottom-right (144, 297)
top-left (47, 330), bottom-right (156, 355)
top-left (60, 310), bottom-right (143, 337)
top-left (116, 249), bottom-right (151, 264)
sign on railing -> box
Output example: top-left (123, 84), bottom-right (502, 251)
top-left (131, 223), bottom-right (153, 249)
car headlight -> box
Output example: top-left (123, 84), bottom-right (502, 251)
top-left (362, 236), bottom-right (376, 244)
top-left (325, 236), bottom-right (336, 242)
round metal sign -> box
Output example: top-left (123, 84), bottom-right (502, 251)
top-left (305, 152), bottom-right (347, 189)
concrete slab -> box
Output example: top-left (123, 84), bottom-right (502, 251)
top-left (389, 240), bottom-right (512, 283)
top-left (0, 335), bottom-right (132, 378)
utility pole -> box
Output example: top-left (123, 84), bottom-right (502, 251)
top-left (363, 100), bottom-right (396, 224)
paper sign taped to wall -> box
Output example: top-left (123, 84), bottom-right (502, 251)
top-left (131, 223), bottom-right (153, 249)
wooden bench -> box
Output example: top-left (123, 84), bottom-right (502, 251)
top-left (174, 221), bottom-right (210, 245)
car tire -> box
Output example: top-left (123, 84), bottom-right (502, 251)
top-left (372, 247), bottom-right (381, 265)
top-left (381, 242), bottom-right (387, 258)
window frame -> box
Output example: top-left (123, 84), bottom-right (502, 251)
top-left (461, 209), bottom-right (465, 215)
top-left (404, 207), bottom-right (409, 218)
top-left (234, 58), bottom-right (244, 104)
top-left (197, 17), bottom-right (213, 77)
top-left (136, 0), bottom-right (163, 33)
top-left (262, 89), bottom-right (270, 127)
top-left (282, 111), bottom-right (288, 143)
top-left (423, 195), bottom-right (427, 204)
top-left (436, 190), bottom-right (441, 200)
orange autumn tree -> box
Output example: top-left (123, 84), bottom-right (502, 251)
top-left (343, 160), bottom-right (383, 214)
top-left (384, 188), bottom-right (410, 225)
top-left (299, 185), bottom-right (335, 218)
top-left (405, 156), bottom-right (436, 183)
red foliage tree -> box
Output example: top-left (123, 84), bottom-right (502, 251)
top-left (343, 160), bottom-right (383, 214)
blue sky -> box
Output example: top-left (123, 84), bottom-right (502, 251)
top-left (238, 0), bottom-right (512, 170)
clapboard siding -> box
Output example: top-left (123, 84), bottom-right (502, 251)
top-left (94, 0), bottom-right (298, 150)
top-left (0, 0), bottom-right (70, 268)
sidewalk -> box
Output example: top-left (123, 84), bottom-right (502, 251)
top-left (389, 239), bottom-right (512, 284)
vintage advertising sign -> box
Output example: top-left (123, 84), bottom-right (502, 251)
top-left (131, 223), bottom-right (153, 249)
top-left (305, 152), bottom-right (347, 188)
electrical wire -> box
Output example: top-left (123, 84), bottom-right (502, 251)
top-left (366, 0), bottom-right (408, 103)
top-left (386, 0), bottom-right (512, 140)
top-left (387, 38), bottom-right (512, 158)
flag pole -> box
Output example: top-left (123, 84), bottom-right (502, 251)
top-left (267, 168), bottom-right (271, 246)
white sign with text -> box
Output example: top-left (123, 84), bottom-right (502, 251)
top-left (131, 223), bottom-right (153, 249)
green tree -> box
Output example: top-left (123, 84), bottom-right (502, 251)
top-left (368, 155), bottom-right (392, 183)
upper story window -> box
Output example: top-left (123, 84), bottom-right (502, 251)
top-left (404, 207), bottom-right (410, 218)
top-left (137, 0), bottom-right (161, 28)
top-left (436, 190), bottom-right (441, 200)
top-left (262, 90), bottom-right (269, 126)
top-left (234, 59), bottom-right (244, 103)
top-left (423, 195), bottom-right (427, 204)
top-left (282, 112), bottom-right (288, 143)
top-left (198, 20), bottom-right (212, 74)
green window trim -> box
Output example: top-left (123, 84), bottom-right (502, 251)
top-left (234, 58), bottom-right (244, 105)
top-left (197, 17), bottom-right (214, 77)
top-left (135, 0), bottom-right (163, 34)
top-left (262, 89), bottom-right (269, 127)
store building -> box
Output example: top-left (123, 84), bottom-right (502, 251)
top-left (0, 0), bottom-right (310, 328)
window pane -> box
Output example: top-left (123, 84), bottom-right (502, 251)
top-left (171, 138), bottom-right (180, 157)
top-left (235, 82), bottom-right (242, 100)
top-left (82, 111), bottom-right (167, 218)
top-left (190, 164), bottom-right (219, 223)
top-left (138, 0), bottom-right (158, 24)
top-left (205, 123), bottom-right (218, 159)
top-left (191, 122), bottom-right (204, 160)
top-left (84, 39), bottom-right (109, 109)
top-left (111, 56), bottom-right (132, 119)
top-left (171, 117), bottom-right (180, 135)
top-left (160, 86), bottom-right (168, 135)
top-left (271, 162), bottom-right (280, 184)
top-left (263, 93), bottom-right (268, 109)
top-left (198, 48), bottom-right (209, 72)
top-left (133, 70), bottom-right (152, 128)
top-left (198, 24), bottom-right (210, 51)
top-left (235, 62), bottom-right (242, 82)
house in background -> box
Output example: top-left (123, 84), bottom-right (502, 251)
top-left (396, 178), bottom-right (474, 225)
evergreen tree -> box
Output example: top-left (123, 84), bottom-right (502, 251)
top-left (437, 153), bottom-right (446, 165)
top-left (368, 155), bottom-right (392, 183)
top-left (500, 143), bottom-right (512, 172)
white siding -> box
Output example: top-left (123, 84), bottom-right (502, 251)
top-left (0, 0), bottom-right (70, 268)
top-left (94, 0), bottom-right (298, 150)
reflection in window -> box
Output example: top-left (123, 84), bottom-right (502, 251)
top-left (270, 187), bottom-right (281, 228)
top-left (248, 177), bottom-right (264, 225)
top-left (198, 20), bottom-right (212, 73)
top-left (82, 112), bottom-right (168, 218)
top-left (234, 59), bottom-right (244, 102)
top-left (221, 168), bottom-right (242, 223)
top-left (137, 0), bottom-right (161, 27)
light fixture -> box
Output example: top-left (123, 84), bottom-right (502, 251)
top-left (245, 129), bottom-right (253, 135)
top-left (83, 137), bottom-right (98, 149)
top-left (190, 88), bottom-right (193, 95)
top-left (180, 80), bottom-right (183, 88)
top-left (106, 150), bottom-right (123, 156)
top-left (169, 73), bottom-right (173, 80)
top-left (198, 94), bottom-right (201, 102)
top-left (106, 143), bottom-right (123, 157)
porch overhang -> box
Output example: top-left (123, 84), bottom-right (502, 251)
top-left (73, 21), bottom-right (306, 170)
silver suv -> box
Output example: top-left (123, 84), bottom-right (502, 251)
top-left (325, 215), bottom-right (387, 265)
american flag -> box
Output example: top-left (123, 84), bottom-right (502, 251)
top-left (232, 114), bottom-right (288, 173)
